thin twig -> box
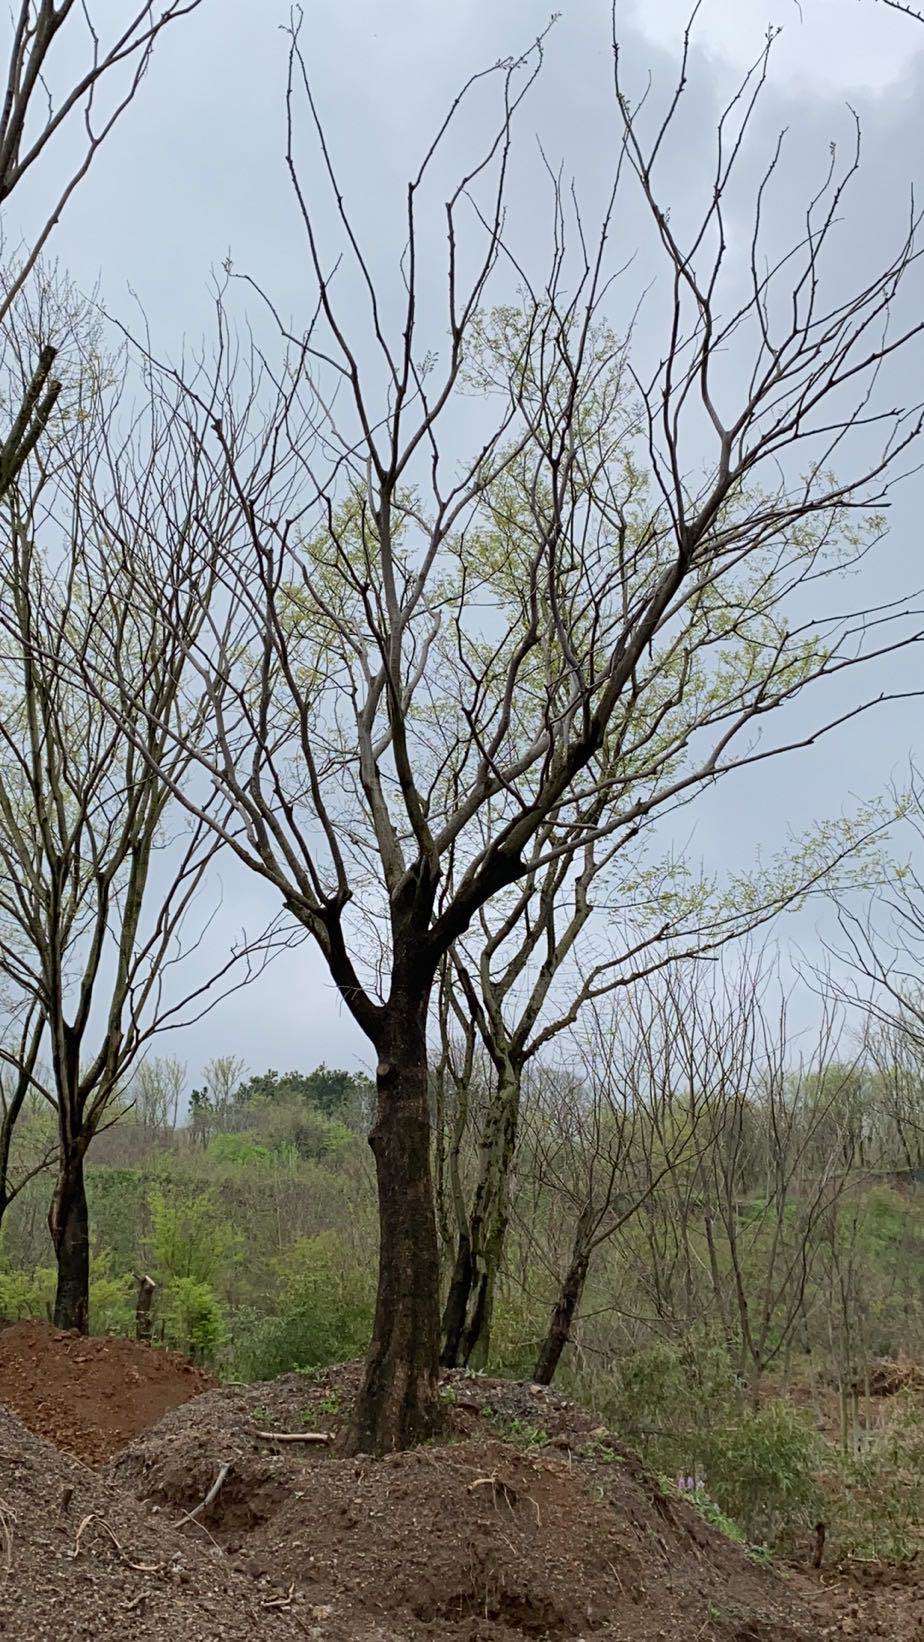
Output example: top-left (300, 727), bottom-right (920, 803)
top-left (69, 1514), bottom-right (162, 1574)
top-left (0, 1497), bottom-right (14, 1578)
top-left (176, 1461), bottom-right (232, 1526)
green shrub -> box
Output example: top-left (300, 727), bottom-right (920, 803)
top-left (0, 1254), bottom-right (132, 1333)
top-left (205, 1132), bottom-right (274, 1168)
top-left (148, 1187), bottom-right (240, 1284)
top-left (822, 1401), bottom-right (924, 1562)
top-left (605, 1335), bottom-right (738, 1446)
top-left (702, 1400), bottom-right (821, 1542)
top-left (249, 1103), bottom-right (355, 1162)
top-left (86, 1168), bottom-right (145, 1274)
top-left (0, 1263), bottom-right (53, 1319)
top-left (162, 1276), bottom-right (227, 1361)
top-left (485, 1286), bottom-right (548, 1380)
top-left (229, 1232), bottom-right (372, 1379)
top-left (88, 1253), bottom-right (134, 1335)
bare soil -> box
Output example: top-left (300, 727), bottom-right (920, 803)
top-left (0, 1403), bottom-right (311, 1640)
top-left (804, 1558), bottom-right (923, 1639)
top-left (0, 1323), bottom-right (920, 1639)
top-left (0, 1318), bottom-right (213, 1463)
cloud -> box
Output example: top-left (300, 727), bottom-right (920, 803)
top-left (624, 0), bottom-right (924, 94)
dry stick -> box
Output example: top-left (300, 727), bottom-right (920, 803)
top-left (263, 1583), bottom-right (296, 1610)
top-left (467, 1474), bottom-right (532, 1518)
top-left (176, 1461), bottom-right (232, 1526)
top-left (69, 1514), bottom-right (162, 1574)
top-left (0, 1497), bottom-right (14, 1577)
top-left (249, 1429), bottom-right (331, 1445)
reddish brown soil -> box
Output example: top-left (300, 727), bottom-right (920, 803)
top-left (0, 1319), bottom-right (213, 1463)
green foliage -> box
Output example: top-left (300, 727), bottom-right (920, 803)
top-left (162, 1276), bottom-right (227, 1361)
top-left (313, 1388), bottom-right (343, 1417)
top-left (205, 1132), bottom-right (273, 1168)
top-left (148, 1187), bottom-right (240, 1285)
top-left (0, 1252), bottom-right (131, 1333)
top-left (606, 1335), bottom-right (738, 1440)
top-left (86, 1168), bottom-right (146, 1274)
top-left (484, 1411), bottom-right (548, 1449)
top-left (235, 1065), bottom-right (373, 1126)
top-left (822, 1402), bottom-right (924, 1562)
top-left (88, 1252), bottom-right (134, 1335)
top-left (858, 1185), bottom-right (912, 1250)
top-left (703, 1401), bottom-right (822, 1542)
top-left (482, 1286), bottom-right (548, 1380)
top-left (664, 1479), bottom-right (748, 1547)
top-left (0, 1262), bottom-right (53, 1319)
top-left (230, 1232), bottom-right (372, 1380)
top-left (596, 1342), bottom-right (822, 1546)
top-left (245, 1103), bottom-right (354, 1162)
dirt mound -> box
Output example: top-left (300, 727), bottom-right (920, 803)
top-left (863, 1356), bottom-right (924, 1397)
top-left (3, 1337), bottom-right (917, 1639)
top-left (111, 1368), bottom-right (818, 1640)
top-left (0, 1319), bottom-right (213, 1464)
top-left (0, 1404), bottom-right (316, 1640)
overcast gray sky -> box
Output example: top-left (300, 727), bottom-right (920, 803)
top-left (16, 0), bottom-right (924, 1087)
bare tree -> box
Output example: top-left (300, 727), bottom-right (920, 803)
top-left (438, 795), bottom-right (884, 1370)
top-left (0, 992), bottom-right (45, 1228)
top-left (84, 14), bottom-right (924, 1450)
top-left (188, 1053), bottom-right (248, 1144)
top-left (438, 846), bottom-right (696, 1371)
top-left (130, 1055), bottom-right (187, 1137)
top-left (537, 961), bottom-right (860, 1404)
top-left (0, 352), bottom-right (281, 1332)
top-left (695, 986), bottom-right (859, 1403)
top-left (822, 782), bottom-right (924, 1182)
top-left (522, 976), bottom-right (725, 1386)
top-left (864, 1018), bottom-right (924, 1175)
top-left (0, 1), bottom-right (206, 494)
top-left (830, 777), bottom-right (924, 1044)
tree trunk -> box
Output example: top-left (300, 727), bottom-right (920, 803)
top-left (440, 1227), bottom-right (474, 1364)
top-left (0, 1115), bottom-right (13, 1235)
top-left (440, 1061), bottom-right (519, 1369)
top-left (49, 1144), bottom-right (90, 1333)
top-left (0, 1053), bottom-right (39, 1236)
top-left (533, 1227), bottom-right (592, 1386)
top-left (345, 994), bottom-right (442, 1454)
top-left (135, 1273), bottom-right (156, 1342)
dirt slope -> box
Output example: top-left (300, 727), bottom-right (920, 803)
top-left (1, 1325), bottom-right (919, 1639)
top-left (0, 1319), bottom-right (213, 1463)
top-left (0, 1404), bottom-right (311, 1641)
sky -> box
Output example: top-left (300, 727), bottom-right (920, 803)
top-left (6, 0), bottom-right (924, 1092)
